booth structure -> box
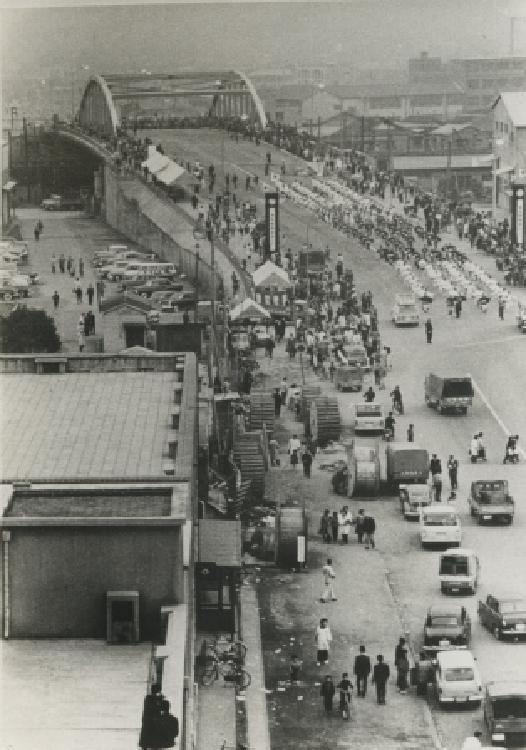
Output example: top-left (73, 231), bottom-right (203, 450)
top-left (252, 261), bottom-right (293, 315)
top-left (229, 297), bottom-right (271, 323)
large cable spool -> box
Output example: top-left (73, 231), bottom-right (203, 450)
top-left (309, 396), bottom-right (341, 447)
top-left (353, 445), bottom-right (381, 496)
top-left (299, 385), bottom-right (321, 425)
top-left (248, 392), bottom-right (275, 433)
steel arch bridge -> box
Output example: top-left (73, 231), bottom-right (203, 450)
top-left (79, 71), bottom-right (267, 137)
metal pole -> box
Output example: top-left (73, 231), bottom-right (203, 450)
top-left (492, 152), bottom-right (497, 225)
top-left (210, 234), bottom-right (216, 386)
top-left (194, 248), bottom-right (200, 324)
top-left (23, 117), bottom-right (30, 202)
top-left (446, 134), bottom-right (452, 202)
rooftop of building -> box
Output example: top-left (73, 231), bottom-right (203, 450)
top-left (0, 482), bottom-right (189, 520)
top-left (0, 638), bottom-right (150, 750)
top-left (0, 353), bottom-right (196, 481)
top-left (493, 90), bottom-right (526, 127)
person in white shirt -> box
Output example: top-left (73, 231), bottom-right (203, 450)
top-left (288, 434), bottom-right (301, 457)
top-left (320, 558), bottom-right (337, 603)
top-left (315, 617), bottom-right (333, 665)
top-left (460, 731), bottom-right (482, 750)
top-left (339, 506), bottom-right (352, 543)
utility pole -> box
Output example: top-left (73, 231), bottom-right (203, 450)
top-left (210, 232), bottom-right (216, 387)
top-left (23, 117), bottom-right (30, 202)
top-left (194, 247), bottom-right (200, 324)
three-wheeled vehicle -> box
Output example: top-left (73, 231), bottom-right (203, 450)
top-left (439, 547), bottom-right (480, 595)
top-left (400, 483), bottom-right (433, 520)
top-left (334, 365), bottom-right (364, 392)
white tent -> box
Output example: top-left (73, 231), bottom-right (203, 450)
top-left (141, 147), bottom-right (171, 174)
top-left (252, 261), bottom-right (292, 290)
top-left (229, 298), bottom-right (271, 321)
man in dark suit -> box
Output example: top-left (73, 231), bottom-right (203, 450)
top-left (372, 654), bottom-right (390, 705)
top-left (353, 644), bottom-right (371, 697)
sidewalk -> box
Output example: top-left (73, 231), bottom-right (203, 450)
top-left (246, 339), bottom-right (438, 750)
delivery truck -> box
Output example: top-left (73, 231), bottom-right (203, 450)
top-left (424, 374), bottom-right (474, 415)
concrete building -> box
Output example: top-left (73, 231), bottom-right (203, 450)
top-left (492, 91), bottom-right (526, 214)
top-left (0, 351), bottom-right (197, 640)
top-left (450, 57), bottom-right (526, 113)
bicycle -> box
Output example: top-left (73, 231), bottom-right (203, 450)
top-left (201, 654), bottom-right (251, 690)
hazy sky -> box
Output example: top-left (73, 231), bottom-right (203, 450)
top-left (1, 1), bottom-right (525, 76)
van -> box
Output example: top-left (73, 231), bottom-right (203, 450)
top-left (435, 649), bottom-right (482, 707)
top-left (439, 548), bottom-right (480, 594)
top-left (354, 403), bottom-right (384, 433)
top-left (392, 294), bottom-right (420, 326)
top-left (419, 505), bottom-right (461, 548)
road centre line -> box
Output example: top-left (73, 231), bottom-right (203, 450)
top-left (452, 335), bottom-right (525, 348)
top-left (467, 372), bottom-right (526, 459)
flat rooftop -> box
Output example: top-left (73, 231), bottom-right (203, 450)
top-left (0, 639), bottom-right (151, 750)
top-left (4, 488), bottom-right (172, 517)
top-left (0, 370), bottom-right (183, 480)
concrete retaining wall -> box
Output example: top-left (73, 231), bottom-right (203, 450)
top-left (104, 166), bottom-right (218, 294)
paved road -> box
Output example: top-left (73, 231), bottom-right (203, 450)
top-left (154, 129), bottom-right (526, 749)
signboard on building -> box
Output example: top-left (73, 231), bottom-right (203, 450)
top-left (511, 184), bottom-right (525, 248)
top-left (265, 191), bottom-right (279, 255)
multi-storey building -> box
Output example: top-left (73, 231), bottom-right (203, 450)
top-left (492, 91), bottom-right (526, 215)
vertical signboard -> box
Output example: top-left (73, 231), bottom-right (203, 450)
top-left (511, 184), bottom-right (525, 248)
top-left (265, 191), bottom-right (279, 255)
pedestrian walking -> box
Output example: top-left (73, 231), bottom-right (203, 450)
top-left (51, 254), bottom-right (57, 273)
top-left (280, 376), bottom-right (288, 405)
top-left (320, 509), bottom-right (331, 543)
top-left (407, 423), bottom-right (415, 442)
top-left (447, 455), bottom-right (458, 490)
top-left (455, 298), bottom-right (462, 318)
top-left (79, 257), bottom-right (85, 277)
top-left (75, 280), bottom-right (83, 304)
top-left (66, 256), bottom-right (72, 273)
top-left (315, 618), bottom-right (332, 666)
top-left (339, 506), bottom-right (352, 543)
top-left (84, 313), bottom-right (90, 337)
top-left (498, 298), bottom-right (505, 320)
top-left (425, 318), bottom-right (433, 344)
top-left (37, 219), bottom-right (43, 235)
top-left (320, 558), bottom-right (337, 603)
top-left (301, 447), bottom-right (313, 478)
top-left (396, 648), bottom-right (410, 694)
top-left (274, 388), bottom-right (282, 417)
top-left (330, 510), bottom-right (339, 543)
top-left (78, 315), bottom-right (85, 353)
top-left (320, 675), bottom-right (335, 714)
top-left (87, 283), bottom-right (95, 306)
top-left (430, 454), bottom-right (443, 502)
top-left (353, 645), bottom-right (371, 697)
top-left (59, 253), bottom-right (65, 273)
top-left (372, 655), bottom-right (390, 704)
top-left (363, 513), bottom-right (376, 549)
top-left (34, 225), bottom-right (40, 241)
top-left (337, 673), bottom-right (353, 719)
top-left (52, 290), bottom-right (60, 309)
top-left (355, 508), bottom-right (365, 544)
top-left (288, 433), bottom-right (301, 464)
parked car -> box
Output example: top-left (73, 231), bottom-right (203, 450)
top-left (434, 648), bottom-right (482, 708)
top-left (478, 595), bottom-right (526, 640)
top-left (424, 604), bottom-right (471, 646)
top-left (484, 681), bottom-right (526, 747)
top-left (468, 480), bottom-right (514, 525)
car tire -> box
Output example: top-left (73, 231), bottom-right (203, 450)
top-left (493, 625), bottom-right (502, 641)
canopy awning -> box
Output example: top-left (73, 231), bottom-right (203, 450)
top-left (156, 160), bottom-right (186, 185)
top-left (141, 145), bottom-right (171, 174)
top-left (230, 298), bottom-right (271, 321)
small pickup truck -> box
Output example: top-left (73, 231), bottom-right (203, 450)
top-left (484, 681), bottom-right (526, 747)
top-left (424, 604), bottom-right (471, 646)
top-left (468, 480), bottom-right (514, 525)
top-left (399, 483), bottom-right (433, 520)
top-left (478, 595), bottom-right (526, 640)
top-left (41, 194), bottom-right (83, 211)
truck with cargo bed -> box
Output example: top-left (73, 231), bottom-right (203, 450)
top-left (424, 373), bottom-right (474, 414)
top-left (386, 442), bottom-right (429, 487)
top-left (468, 480), bottom-right (514, 525)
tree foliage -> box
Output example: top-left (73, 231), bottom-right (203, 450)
top-left (0, 306), bottom-right (61, 353)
